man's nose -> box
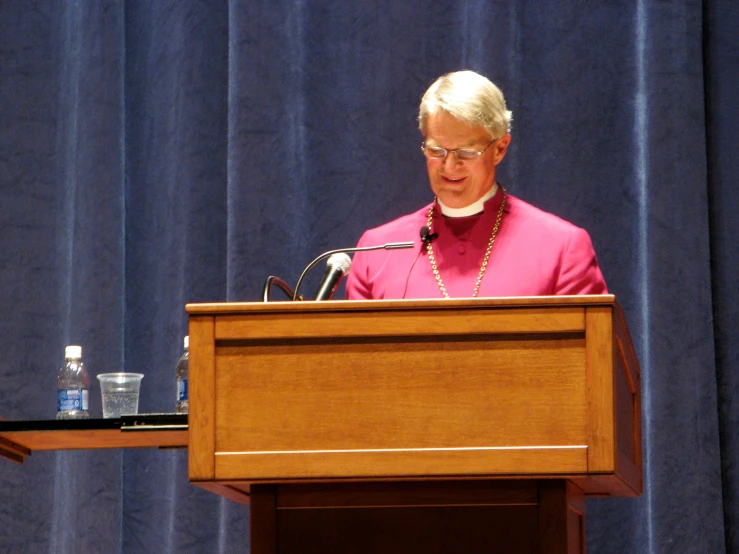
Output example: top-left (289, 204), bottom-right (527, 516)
top-left (443, 151), bottom-right (462, 169)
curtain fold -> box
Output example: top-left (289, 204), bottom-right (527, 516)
top-left (0, 0), bottom-right (736, 552)
top-left (705, 1), bottom-right (739, 551)
top-left (121, 1), bottom-right (242, 550)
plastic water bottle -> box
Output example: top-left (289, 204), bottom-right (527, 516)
top-left (56, 345), bottom-right (89, 419)
top-left (175, 336), bottom-right (189, 414)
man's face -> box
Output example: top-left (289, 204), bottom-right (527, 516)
top-left (423, 111), bottom-right (511, 209)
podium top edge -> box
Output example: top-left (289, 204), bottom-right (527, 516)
top-left (185, 295), bottom-right (618, 315)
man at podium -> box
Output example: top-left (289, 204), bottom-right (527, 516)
top-left (346, 70), bottom-right (607, 300)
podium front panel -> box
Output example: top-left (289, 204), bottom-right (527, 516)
top-left (186, 297), bottom-right (641, 497)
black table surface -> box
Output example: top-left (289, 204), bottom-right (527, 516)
top-left (0, 413), bottom-right (188, 432)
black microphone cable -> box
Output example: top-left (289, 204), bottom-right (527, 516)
top-left (401, 226), bottom-right (438, 299)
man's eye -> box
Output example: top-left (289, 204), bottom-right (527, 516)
top-left (456, 150), bottom-right (479, 160)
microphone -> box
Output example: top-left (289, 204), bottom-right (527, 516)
top-left (420, 226), bottom-right (438, 243)
top-left (314, 253), bottom-right (352, 301)
top-left (292, 241), bottom-right (414, 301)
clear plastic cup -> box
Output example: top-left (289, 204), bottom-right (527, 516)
top-left (97, 373), bottom-right (144, 418)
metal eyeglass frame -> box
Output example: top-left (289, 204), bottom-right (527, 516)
top-left (421, 137), bottom-right (498, 161)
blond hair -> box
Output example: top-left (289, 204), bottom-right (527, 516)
top-left (418, 70), bottom-right (512, 138)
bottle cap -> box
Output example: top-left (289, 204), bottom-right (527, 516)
top-left (65, 345), bottom-right (82, 359)
top-left (184, 336), bottom-right (189, 350)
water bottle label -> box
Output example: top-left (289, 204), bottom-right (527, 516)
top-left (58, 389), bottom-right (88, 412)
top-left (177, 378), bottom-right (188, 402)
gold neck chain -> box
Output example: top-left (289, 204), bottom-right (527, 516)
top-left (425, 187), bottom-right (507, 298)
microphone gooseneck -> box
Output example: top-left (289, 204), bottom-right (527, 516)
top-left (291, 241), bottom-right (414, 301)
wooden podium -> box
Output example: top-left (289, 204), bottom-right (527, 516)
top-left (186, 296), bottom-right (641, 554)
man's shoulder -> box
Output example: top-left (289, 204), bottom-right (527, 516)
top-left (507, 194), bottom-right (587, 235)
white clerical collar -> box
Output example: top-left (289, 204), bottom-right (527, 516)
top-left (437, 183), bottom-right (499, 217)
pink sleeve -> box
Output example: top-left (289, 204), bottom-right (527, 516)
top-left (345, 232), bottom-right (373, 299)
top-left (554, 227), bottom-right (608, 294)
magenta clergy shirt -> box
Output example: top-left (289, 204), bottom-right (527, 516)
top-left (345, 188), bottom-right (607, 299)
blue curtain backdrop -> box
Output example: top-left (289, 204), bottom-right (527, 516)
top-left (0, 0), bottom-right (736, 552)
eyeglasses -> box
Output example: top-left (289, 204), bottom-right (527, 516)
top-left (421, 138), bottom-right (498, 161)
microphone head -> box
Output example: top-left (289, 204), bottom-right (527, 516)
top-left (420, 226), bottom-right (437, 243)
top-left (326, 252), bottom-right (352, 275)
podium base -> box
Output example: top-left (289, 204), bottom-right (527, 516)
top-left (251, 480), bottom-right (585, 554)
